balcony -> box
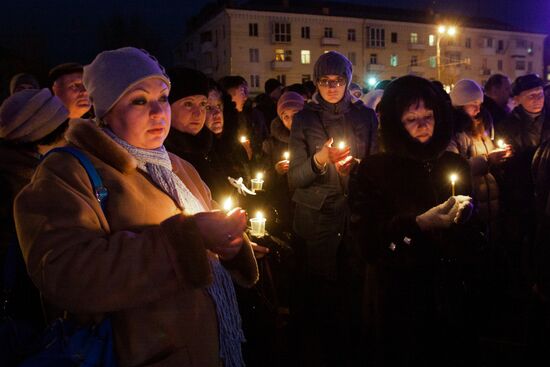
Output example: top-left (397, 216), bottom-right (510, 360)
top-left (408, 65), bottom-right (426, 74)
top-left (509, 46), bottom-right (528, 57)
top-left (367, 64), bottom-right (385, 72)
top-left (200, 41), bottom-right (214, 53)
top-left (271, 60), bottom-right (293, 71)
top-left (321, 37), bottom-right (341, 46)
top-left (479, 68), bottom-right (492, 76)
top-left (479, 46), bottom-right (495, 56)
top-left (408, 42), bottom-right (426, 51)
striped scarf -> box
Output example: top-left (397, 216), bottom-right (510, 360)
top-left (104, 128), bottom-right (246, 366)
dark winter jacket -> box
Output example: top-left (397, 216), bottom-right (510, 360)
top-left (262, 117), bottom-right (292, 232)
top-left (349, 79), bottom-right (482, 366)
top-left (482, 95), bottom-right (509, 129)
top-left (288, 92), bottom-right (378, 277)
top-left (496, 105), bottom-right (550, 215)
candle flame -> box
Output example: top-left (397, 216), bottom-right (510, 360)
top-left (222, 197), bottom-right (233, 212)
top-left (256, 172), bottom-right (264, 180)
top-left (256, 211), bottom-right (264, 220)
top-left (283, 151), bottom-right (290, 160)
top-left (497, 139), bottom-right (506, 149)
top-left (239, 136), bottom-right (247, 143)
top-left (450, 173), bottom-right (458, 184)
top-left (338, 141), bottom-right (346, 150)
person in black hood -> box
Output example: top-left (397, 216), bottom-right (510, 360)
top-left (349, 75), bottom-right (481, 366)
top-left (288, 51), bottom-right (378, 367)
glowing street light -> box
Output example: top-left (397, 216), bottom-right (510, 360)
top-left (367, 77), bottom-right (377, 87)
top-left (436, 24), bottom-right (458, 81)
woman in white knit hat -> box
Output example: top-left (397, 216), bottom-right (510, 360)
top-left (14, 47), bottom-right (258, 367)
top-left (448, 79), bottom-right (511, 244)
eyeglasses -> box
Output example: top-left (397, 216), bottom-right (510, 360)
top-left (317, 77), bottom-right (346, 88)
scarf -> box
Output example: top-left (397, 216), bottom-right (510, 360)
top-left (103, 128), bottom-right (246, 366)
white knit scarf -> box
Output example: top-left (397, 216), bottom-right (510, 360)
top-left (103, 128), bottom-right (246, 366)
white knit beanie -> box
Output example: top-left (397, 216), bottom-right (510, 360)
top-left (450, 79), bottom-right (484, 106)
top-left (0, 88), bottom-right (68, 143)
top-left (83, 47), bottom-right (170, 119)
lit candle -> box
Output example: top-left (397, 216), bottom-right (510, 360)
top-left (496, 139), bottom-right (506, 149)
top-left (239, 135), bottom-right (248, 143)
top-left (449, 173), bottom-right (458, 196)
top-left (251, 172), bottom-right (264, 191)
top-left (283, 151), bottom-right (290, 161)
top-left (250, 211), bottom-right (266, 237)
top-left (222, 197), bottom-right (233, 212)
top-left (338, 141), bottom-right (347, 150)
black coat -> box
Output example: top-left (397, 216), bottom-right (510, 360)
top-left (288, 93), bottom-right (378, 277)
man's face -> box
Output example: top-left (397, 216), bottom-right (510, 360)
top-left (52, 72), bottom-right (91, 118)
top-left (515, 86), bottom-right (545, 114)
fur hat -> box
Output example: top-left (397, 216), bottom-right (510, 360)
top-left (167, 67), bottom-right (209, 104)
top-left (313, 51), bottom-right (352, 86)
top-left (0, 88), bottom-right (68, 143)
top-left (83, 47), bottom-right (170, 119)
top-left (277, 92), bottom-right (305, 119)
top-left (450, 79), bottom-right (484, 106)
top-left (9, 73), bottom-right (40, 95)
top-left (511, 74), bottom-right (544, 96)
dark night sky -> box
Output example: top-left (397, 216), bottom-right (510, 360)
top-left (0, 0), bottom-right (548, 88)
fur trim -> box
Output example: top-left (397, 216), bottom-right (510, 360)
top-left (161, 213), bottom-right (212, 288)
top-left (65, 119), bottom-right (137, 173)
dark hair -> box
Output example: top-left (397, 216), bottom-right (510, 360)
top-left (284, 83), bottom-right (308, 97)
top-left (2, 119), bottom-right (69, 151)
top-left (378, 75), bottom-right (452, 160)
top-left (218, 75), bottom-right (247, 92)
top-left (484, 74), bottom-right (509, 93)
top-left (302, 80), bottom-right (316, 97)
top-left (48, 63), bottom-right (83, 85)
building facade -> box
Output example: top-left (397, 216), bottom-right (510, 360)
top-left (176, 3), bottom-right (546, 92)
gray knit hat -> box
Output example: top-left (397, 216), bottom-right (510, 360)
top-left (0, 88), bottom-right (68, 143)
top-left (83, 47), bottom-right (170, 119)
top-left (450, 79), bottom-right (484, 106)
top-left (313, 51), bottom-right (353, 86)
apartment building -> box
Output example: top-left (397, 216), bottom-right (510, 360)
top-left (176, 1), bottom-right (546, 92)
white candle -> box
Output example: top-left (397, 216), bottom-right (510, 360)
top-left (449, 173), bottom-right (458, 196)
top-left (250, 211), bottom-right (266, 237)
top-left (251, 172), bottom-right (264, 191)
top-left (283, 151), bottom-right (290, 161)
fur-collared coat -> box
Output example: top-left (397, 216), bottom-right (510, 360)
top-left (14, 120), bottom-right (258, 367)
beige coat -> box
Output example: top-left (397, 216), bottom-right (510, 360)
top-left (14, 119), bottom-right (258, 367)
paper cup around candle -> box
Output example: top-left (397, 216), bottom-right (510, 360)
top-left (250, 212), bottom-right (266, 237)
top-left (251, 178), bottom-right (264, 191)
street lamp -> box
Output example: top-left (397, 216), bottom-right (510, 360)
top-left (436, 25), bottom-right (458, 81)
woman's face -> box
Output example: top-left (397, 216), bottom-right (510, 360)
top-left (281, 108), bottom-right (299, 130)
top-left (317, 75), bottom-right (346, 104)
top-left (205, 90), bottom-right (224, 135)
top-left (171, 95), bottom-right (208, 135)
top-left (105, 78), bottom-right (170, 150)
top-left (462, 99), bottom-right (482, 118)
top-left (401, 100), bottom-right (435, 144)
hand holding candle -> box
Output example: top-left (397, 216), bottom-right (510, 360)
top-left (251, 172), bottom-right (264, 191)
top-left (328, 140), bottom-right (350, 164)
top-left (222, 197), bottom-right (234, 213)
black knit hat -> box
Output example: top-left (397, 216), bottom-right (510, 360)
top-left (264, 78), bottom-right (282, 95)
top-left (313, 51), bottom-right (352, 86)
top-left (512, 74), bottom-right (544, 96)
top-left (48, 62), bottom-right (83, 85)
top-left (167, 67), bottom-right (209, 103)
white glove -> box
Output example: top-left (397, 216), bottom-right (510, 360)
top-left (416, 195), bottom-right (473, 231)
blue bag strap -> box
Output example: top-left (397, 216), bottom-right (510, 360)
top-left (42, 146), bottom-right (109, 212)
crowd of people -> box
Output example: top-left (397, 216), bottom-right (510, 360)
top-left (1, 47), bottom-right (550, 367)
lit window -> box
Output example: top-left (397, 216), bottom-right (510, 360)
top-left (410, 33), bottom-right (418, 44)
top-left (390, 54), bottom-right (398, 67)
top-left (429, 56), bottom-right (436, 68)
top-left (301, 50), bottom-right (311, 64)
top-left (429, 34), bottom-right (435, 46)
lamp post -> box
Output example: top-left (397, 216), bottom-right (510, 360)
top-left (436, 25), bottom-right (457, 81)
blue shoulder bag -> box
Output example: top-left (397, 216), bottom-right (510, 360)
top-left (20, 147), bottom-right (116, 367)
